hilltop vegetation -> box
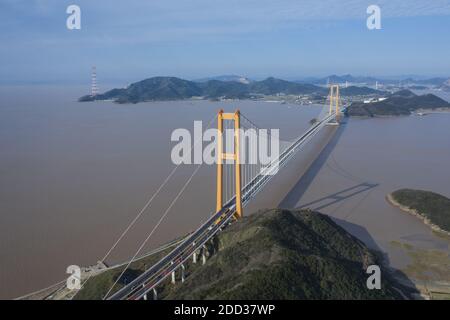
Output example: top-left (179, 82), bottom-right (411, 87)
top-left (388, 189), bottom-right (450, 234)
top-left (198, 79), bottom-right (250, 99)
top-left (164, 209), bottom-right (404, 299)
top-left (247, 77), bottom-right (321, 95)
top-left (79, 76), bottom-right (383, 103)
top-left (74, 208), bottom-right (407, 300)
top-left (194, 74), bottom-right (251, 84)
top-left (346, 90), bottom-right (450, 117)
top-left (339, 86), bottom-right (383, 96)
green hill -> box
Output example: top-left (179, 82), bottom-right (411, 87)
top-left (198, 80), bottom-right (250, 99)
top-left (164, 209), bottom-right (403, 299)
top-left (74, 208), bottom-right (408, 300)
top-left (80, 77), bottom-right (203, 103)
top-left (339, 86), bottom-right (384, 96)
top-left (389, 189), bottom-right (450, 234)
top-left (248, 77), bottom-right (322, 95)
top-left (391, 89), bottom-right (417, 98)
top-left (346, 90), bottom-right (449, 117)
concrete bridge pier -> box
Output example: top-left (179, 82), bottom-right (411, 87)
top-left (181, 264), bottom-right (186, 283)
top-left (153, 288), bottom-right (158, 300)
top-left (143, 284), bottom-right (147, 300)
top-left (202, 245), bottom-right (207, 265)
top-left (193, 251), bottom-right (197, 264)
top-left (171, 261), bottom-right (176, 284)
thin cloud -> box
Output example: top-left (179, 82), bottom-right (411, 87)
top-left (2, 0), bottom-right (448, 45)
top-left (1, 0), bottom-right (449, 81)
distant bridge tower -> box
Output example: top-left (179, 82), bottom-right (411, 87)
top-left (216, 110), bottom-right (243, 219)
top-left (328, 84), bottom-right (340, 116)
top-left (327, 84), bottom-right (342, 125)
top-left (91, 66), bottom-right (99, 97)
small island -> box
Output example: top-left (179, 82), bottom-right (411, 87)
top-left (387, 189), bottom-right (450, 235)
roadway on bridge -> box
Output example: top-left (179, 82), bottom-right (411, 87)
top-left (107, 109), bottom-right (346, 300)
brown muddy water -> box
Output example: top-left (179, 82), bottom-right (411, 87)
top-left (0, 85), bottom-right (449, 298)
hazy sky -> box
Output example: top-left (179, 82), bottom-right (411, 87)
top-left (1, 0), bottom-right (450, 84)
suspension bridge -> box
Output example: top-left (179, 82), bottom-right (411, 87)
top-left (101, 85), bottom-right (345, 300)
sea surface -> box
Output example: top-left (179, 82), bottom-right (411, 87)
top-left (0, 85), bottom-right (449, 298)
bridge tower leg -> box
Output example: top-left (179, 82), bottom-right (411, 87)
top-left (335, 85), bottom-right (340, 116)
top-left (234, 111), bottom-right (243, 219)
top-left (216, 110), bottom-right (224, 212)
top-left (335, 85), bottom-right (340, 121)
top-left (328, 84), bottom-right (341, 122)
top-left (216, 109), bottom-right (243, 219)
top-left (329, 85), bottom-right (335, 115)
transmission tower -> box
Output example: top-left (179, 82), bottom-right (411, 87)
top-left (91, 66), bottom-right (99, 97)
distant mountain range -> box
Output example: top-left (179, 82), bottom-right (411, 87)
top-left (79, 76), bottom-right (384, 103)
top-left (346, 89), bottom-right (450, 117)
top-left (196, 74), bottom-right (449, 87)
top-left (297, 74), bottom-right (449, 86)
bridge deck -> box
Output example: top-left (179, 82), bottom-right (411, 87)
top-left (108, 108), bottom-right (346, 300)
